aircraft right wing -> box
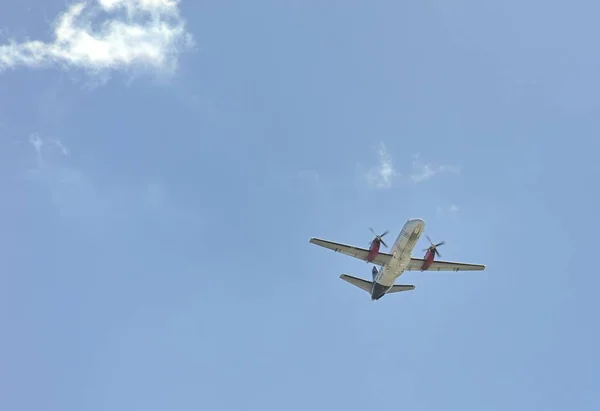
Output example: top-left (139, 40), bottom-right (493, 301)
top-left (405, 258), bottom-right (486, 272)
top-left (309, 238), bottom-right (392, 266)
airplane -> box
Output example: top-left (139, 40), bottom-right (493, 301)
top-left (309, 218), bottom-right (486, 301)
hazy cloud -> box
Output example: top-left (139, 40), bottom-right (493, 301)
top-left (437, 204), bottom-right (460, 214)
top-left (366, 142), bottom-right (398, 189)
top-left (25, 133), bottom-right (202, 231)
top-left (0, 0), bottom-right (193, 78)
top-left (364, 143), bottom-right (460, 189)
top-left (28, 132), bottom-right (69, 168)
top-left (409, 153), bottom-right (460, 183)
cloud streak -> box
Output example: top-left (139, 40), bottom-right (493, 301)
top-left (366, 142), bottom-right (398, 189)
top-left (409, 153), bottom-right (460, 183)
top-left (0, 0), bottom-right (193, 77)
top-left (364, 144), bottom-right (460, 188)
top-left (28, 132), bottom-right (69, 168)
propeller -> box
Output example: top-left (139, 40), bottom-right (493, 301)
top-left (369, 227), bottom-right (389, 248)
top-left (423, 235), bottom-right (445, 257)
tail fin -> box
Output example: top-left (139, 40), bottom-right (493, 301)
top-left (339, 274), bottom-right (373, 293)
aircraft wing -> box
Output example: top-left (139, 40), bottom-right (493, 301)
top-left (406, 258), bottom-right (486, 272)
top-left (309, 238), bottom-right (392, 266)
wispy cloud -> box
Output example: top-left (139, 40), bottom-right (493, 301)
top-left (0, 0), bottom-right (193, 78)
top-left (28, 132), bottom-right (69, 168)
top-left (365, 142), bottom-right (398, 189)
top-left (409, 153), bottom-right (460, 183)
top-left (364, 143), bottom-right (460, 188)
top-left (25, 133), bottom-right (202, 231)
top-left (437, 204), bottom-right (460, 214)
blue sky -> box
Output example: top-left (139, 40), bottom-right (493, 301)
top-left (1, 1), bottom-right (598, 410)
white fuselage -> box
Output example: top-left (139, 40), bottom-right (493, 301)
top-left (373, 218), bottom-right (425, 289)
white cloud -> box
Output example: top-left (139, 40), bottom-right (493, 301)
top-left (0, 0), bottom-right (193, 78)
top-left (28, 132), bottom-right (69, 168)
top-left (362, 143), bottom-right (461, 189)
top-left (28, 133), bottom-right (44, 166)
top-left (409, 153), bottom-right (460, 183)
top-left (49, 138), bottom-right (70, 156)
top-left (366, 142), bottom-right (398, 189)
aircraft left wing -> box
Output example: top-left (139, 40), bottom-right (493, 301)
top-left (405, 258), bottom-right (486, 272)
top-left (309, 238), bottom-right (392, 266)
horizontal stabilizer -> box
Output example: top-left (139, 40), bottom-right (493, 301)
top-left (339, 274), bottom-right (373, 293)
top-left (387, 284), bottom-right (415, 293)
top-left (339, 275), bottom-right (415, 294)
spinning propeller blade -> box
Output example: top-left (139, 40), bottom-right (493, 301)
top-left (369, 227), bottom-right (389, 248)
top-left (425, 235), bottom-right (445, 257)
